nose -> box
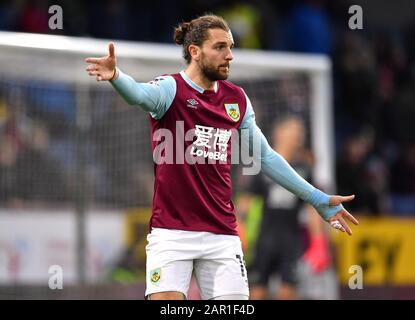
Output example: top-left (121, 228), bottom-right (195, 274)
top-left (225, 48), bottom-right (233, 61)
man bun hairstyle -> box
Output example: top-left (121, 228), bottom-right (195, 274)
top-left (173, 22), bottom-right (191, 45)
top-left (173, 14), bottom-right (229, 64)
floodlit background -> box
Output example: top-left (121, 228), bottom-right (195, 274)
top-left (0, 0), bottom-right (415, 299)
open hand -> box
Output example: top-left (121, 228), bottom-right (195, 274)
top-left (327, 195), bottom-right (359, 235)
top-left (85, 42), bottom-right (117, 81)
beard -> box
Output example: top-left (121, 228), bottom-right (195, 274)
top-left (200, 58), bottom-right (230, 81)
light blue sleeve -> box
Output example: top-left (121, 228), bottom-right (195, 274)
top-left (109, 69), bottom-right (176, 120)
top-left (240, 92), bottom-right (343, 221)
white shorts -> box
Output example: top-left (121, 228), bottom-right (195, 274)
top-left (145, 228), bottom-right (249, 300)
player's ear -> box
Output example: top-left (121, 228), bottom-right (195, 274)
top-left (188, 44), bottom-right (201, 62)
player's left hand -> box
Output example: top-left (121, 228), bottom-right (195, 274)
top-left (327, 195), bottom-right (359, 235)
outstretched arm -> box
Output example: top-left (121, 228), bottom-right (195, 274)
top-left (85, 43), bottom-right (176, 120)
top-left (240, 94), bottom-right (359, 235)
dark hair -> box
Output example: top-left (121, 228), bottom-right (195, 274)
top-left (173, 14), bottom-right (230, 64)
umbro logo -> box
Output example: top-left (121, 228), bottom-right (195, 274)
top-left (186, 99), bottom-right (199, 109)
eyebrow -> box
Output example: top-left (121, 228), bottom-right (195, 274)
top-left (214, 41), bottom-right (234, 48)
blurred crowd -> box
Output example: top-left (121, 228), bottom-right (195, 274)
top-left (0, 0), bottom-right (415, 215)
top-left (0, 84), bottom-right (154, 209)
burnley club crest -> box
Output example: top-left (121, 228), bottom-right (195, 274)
top-left (224, 103), bottom-right (240, 122)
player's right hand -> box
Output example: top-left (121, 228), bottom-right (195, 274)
top-left (85, 42), bottom-right (117, 81)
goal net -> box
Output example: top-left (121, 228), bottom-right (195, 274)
top-left (0, 31), bottom-right (334, 299)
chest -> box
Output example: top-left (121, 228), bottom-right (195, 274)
top-left (173, 96), bottom-right (240, 155)
top-left (171, 84), bottom-right (244, 131)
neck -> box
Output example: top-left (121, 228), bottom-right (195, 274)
top-left (185, 64), bottom-right (216, 91)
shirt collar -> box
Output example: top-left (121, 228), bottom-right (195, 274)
top-left (180, 71), bottom-right (218, 93)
